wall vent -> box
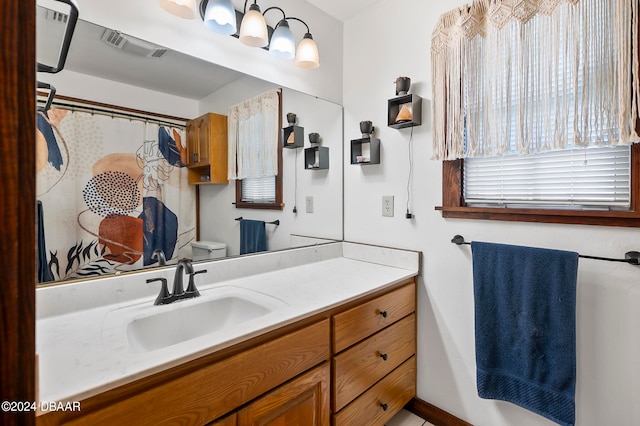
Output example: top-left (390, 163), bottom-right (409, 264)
top-left (100, 29), bottom-right (168, 58)
top-left (45, 9), bottom-right (68, 24)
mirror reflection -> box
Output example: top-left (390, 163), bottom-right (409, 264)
top-left (36, 13), bottom-right (343, 284)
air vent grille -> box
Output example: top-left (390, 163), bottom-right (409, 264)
top-left (100, 29), bottom-right (167, 58)
top-left (150, 49), bottom-right (168, 58)
top-left (101, 30), bottom-right (126, 49)
top-left (45, 9), bottom-right (68, 24)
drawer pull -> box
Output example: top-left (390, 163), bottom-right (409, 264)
top-left (380, 353), bottom-right (388, 361)
top-left (379, 310), bottom-right (388, 318)
top-left (380, 403), bottom-right (389, 411)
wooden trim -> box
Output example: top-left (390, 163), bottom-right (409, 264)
top-left (405, 398), bottom-right (472, 426)
top-left (437, 205), bottom-right (640, 227)
top-left (442, 159), bottom-right (463, 208)
top-left (275, 90), bottom-right (284, 206)
top-left (195, 185), bottom-right (201, 240)
top-left (1, 0), bottom-right (36, 424)
top-left (235, 90), bottom-right (285, 211)
top-left (631, 143), bottom-right (640, 212)
top-left (438, 146), bottom-right (640, 227)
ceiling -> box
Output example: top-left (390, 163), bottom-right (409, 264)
top-left (37, 10), bottom-right (246, 100)
top-left (304, 0), bottom-right (383, 22)
top-left (36, 1), bottom-right (380, 101)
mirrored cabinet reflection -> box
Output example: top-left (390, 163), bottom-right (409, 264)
top-left (186, 112), bottom-right (229, 184)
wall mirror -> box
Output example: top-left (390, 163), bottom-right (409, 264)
top-left (36, 8), bottom-right (344, 285)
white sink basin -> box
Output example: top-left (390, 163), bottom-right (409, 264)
top-left (102, 286), bottom-right (288, 353)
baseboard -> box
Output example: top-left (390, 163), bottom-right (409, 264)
top-left (405, 398), bottom-right (473, 426)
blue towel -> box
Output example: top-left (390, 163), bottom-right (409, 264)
top-left (471, 241), bottom-right (579, 426)
top-left (240, 219), bottom-right (267, 255)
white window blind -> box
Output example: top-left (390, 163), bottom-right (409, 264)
top-left (464, 146), bottom-right (630, 208)
top-left (241, 176), bottom-right (276, 204)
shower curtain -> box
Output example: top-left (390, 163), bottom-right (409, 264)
top-left (36, 109), bottom-right (195, 281)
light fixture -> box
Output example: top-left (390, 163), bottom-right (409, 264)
top-left (264, 7), bottom-right (294, 59)
top-left (187, 0), bottom-right (320, 68)
top-left (201, 0), bottom-right (237, 34)
top-left (286, 17), bottom-right (320, 69)
top-left (239, 2), bottom-right (268, 47)
top-left (159, 0), bottom-right (196, 19)
top-left (295, 32), bottom-right (320, 68)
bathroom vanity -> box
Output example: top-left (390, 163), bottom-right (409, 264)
top-left (35, 242), bottom-right (419, 425)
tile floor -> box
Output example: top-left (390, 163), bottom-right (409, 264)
top-left (386, 409), bottom-right (435, 426)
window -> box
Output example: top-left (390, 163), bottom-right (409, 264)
top-left (235, 173), bottom-right (283, 209)
top-left (433, 1), bottom-right (640, 227)
top-left (438, 144), bottom-right (640, 227)
top-left (240, 176), bottom-right (276, 204)
top-left (231, 90), bottom-right (284, 210)
top-left (463, 146), bottom-right (631, 210)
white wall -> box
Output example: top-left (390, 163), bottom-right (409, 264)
top-left (38, 69), bottom-right (199, 117)
top-left (343, 1), bottom-right (640, 425)
top-left (73, 0), bottom-right (344, 104)
top-left (198, 76), bottom-right (343, 256)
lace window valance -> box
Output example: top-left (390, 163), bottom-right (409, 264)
top-left (228, 89), bottom-right (280, 179)
top-left (431, 0), bottom-right (640, 160)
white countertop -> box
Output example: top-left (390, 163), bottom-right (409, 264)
top-left (36, 242), bottom-right (420, 404)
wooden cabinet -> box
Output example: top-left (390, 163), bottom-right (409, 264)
top-left (37, 279), bottom-right (416, 426)
top-left (332, 282), bottom-right (416, 425)
top-left (186, 112), bottom-right (228, 185)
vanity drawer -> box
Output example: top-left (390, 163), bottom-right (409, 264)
top-left (332, 282), bottom-right (415, 353)
top-left (333, 356), bottom-right (416, 426)
top-left (333, 314), bottom-right (415, 411)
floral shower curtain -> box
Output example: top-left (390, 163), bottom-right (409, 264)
top-left (36, 109), bottom-right (195, 282)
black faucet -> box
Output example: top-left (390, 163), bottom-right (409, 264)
top-left (146, 258), bottom-right (206, 305)
top-left (151, 249), bottom-right (167, 266)
top-left (171, 258), bottom-right (194, 301)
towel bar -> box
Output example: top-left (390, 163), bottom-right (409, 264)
top-left (451, 234), bottom-right (640, 266)
top-left (235, 217), bottom-right (280, 226)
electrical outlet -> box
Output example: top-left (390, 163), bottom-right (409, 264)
top-left (382, 195), bottom-right (394, 217)
top-left (306, 196), bottom-right (314, 213)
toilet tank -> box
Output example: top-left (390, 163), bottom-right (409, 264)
top-left (190, 241), bottom-right (227, 261)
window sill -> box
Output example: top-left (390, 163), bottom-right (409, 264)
top-left (235, 202), bottom-right (285, 211)
top-left (436, 206), bottom-right (640, 227)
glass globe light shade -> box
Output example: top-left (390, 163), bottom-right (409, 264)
top-left (159, 0), bottom-right (196, 19)
top-left (203, 0), bottom-right (237, 35)
top-left (239, 4), bottom-right (268, 47)
top-left (295, 33), bottom-right (320, 68)
top-left (269, 20), bottom-right (295, 59)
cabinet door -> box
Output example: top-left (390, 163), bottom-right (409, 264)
top-left (186, 120), bottom-right (199, 167)
top-left (237, 363), bottom-right (330, 426)
top-left (197, 115), bottom-right (210, 166)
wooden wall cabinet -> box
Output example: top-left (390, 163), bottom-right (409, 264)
top-left (186, 112), bottom-right (228, 185)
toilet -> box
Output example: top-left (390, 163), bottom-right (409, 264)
top-left (190, 241), bottom-right (227, 261)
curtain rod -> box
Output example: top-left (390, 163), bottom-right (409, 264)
top-left (451, 235), bottom-right (640, 266)
top-left (36, 92), bottom-right (188, 129)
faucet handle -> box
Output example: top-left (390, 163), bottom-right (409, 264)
top-left (147, 277), bottom-right (171, 305)
top-left (185, 269), bottom-right (207, 297)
